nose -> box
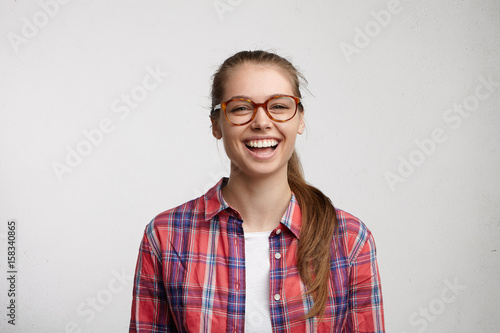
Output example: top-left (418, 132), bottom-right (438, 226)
top-left (250, 106), bottom-right (272, 130)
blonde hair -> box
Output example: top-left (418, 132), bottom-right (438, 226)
top-left (210, 50), bottom-right (337, 318)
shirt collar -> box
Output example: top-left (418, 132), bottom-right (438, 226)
top-left (203, 177), bottom-right (231, 221)
top-left (279, 192), bottom-right (302, 239)
top-left (203, 177), bottom-right (302, 239)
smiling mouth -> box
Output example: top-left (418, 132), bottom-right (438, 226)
top-left (244, 139), bottom-right (279, 153)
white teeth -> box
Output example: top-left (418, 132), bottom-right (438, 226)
top-left (246, 139), bottom-right (278, 148)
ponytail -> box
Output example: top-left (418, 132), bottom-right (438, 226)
top-left (210, 50), bottom-right (337, 319)
top-left (288, 150), bottom-right (337, 319)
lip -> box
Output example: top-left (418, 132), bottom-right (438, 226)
top-left (243, 136), bottom-right (281, 144)
top-left (242, 136), bottom-right (281, 160)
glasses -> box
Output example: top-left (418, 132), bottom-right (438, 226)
top-left (213, 95), bottom-right (301, 126)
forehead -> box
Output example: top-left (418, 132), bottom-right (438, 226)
top-left (222, 63), bottom-right (294, 100)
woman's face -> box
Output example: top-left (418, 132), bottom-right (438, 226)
top-left (212, 63), bottom-right (305, 179)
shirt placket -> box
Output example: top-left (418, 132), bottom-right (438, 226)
top-left (226, 214), bottom-right (245, 333)
top-left (269, 226), bottom-right (285, 331)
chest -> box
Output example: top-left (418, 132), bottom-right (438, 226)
top-left (160, 221), bottom-right (349, 332)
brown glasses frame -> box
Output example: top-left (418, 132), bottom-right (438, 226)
top-left (214, 95), bottom-right (301, 126)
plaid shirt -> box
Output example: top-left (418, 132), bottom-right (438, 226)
top-left (130, 178), bottom-right (384, 332)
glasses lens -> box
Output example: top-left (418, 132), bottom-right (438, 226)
top-left (224, 96), bottom-right (298, 124)
top-left (267, 96), bottom-right (297, 121)
top-left (225, 99), bottom-right (254, 124)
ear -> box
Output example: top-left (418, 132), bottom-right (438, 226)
top-left (211, 117), bottom-right (223, 139)
top-left (297, 113), bottom-right (305, 135)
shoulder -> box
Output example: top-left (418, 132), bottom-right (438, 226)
top-left (335, 208), bottom-right (377, 263)
top-left (142, 177), bottom-right (227, 247)
top-left (143, 195), bottom-right (206, 248)
top-left (152, 196), bottom-right (205, 228)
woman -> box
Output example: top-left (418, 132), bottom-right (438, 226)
top-left (130, 50), bottom-right (384, 332)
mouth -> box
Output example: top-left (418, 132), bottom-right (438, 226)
top-left (244, 139), bottom-right (279, 154)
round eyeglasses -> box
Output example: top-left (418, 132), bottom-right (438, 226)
top-left (213, 95), bottom-right (301, 126)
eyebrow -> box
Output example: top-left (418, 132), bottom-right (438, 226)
top-left (228, 93), bottom-right (290, 101)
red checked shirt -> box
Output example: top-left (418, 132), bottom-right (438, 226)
top-left (130, 178), bottom-right (385, 332)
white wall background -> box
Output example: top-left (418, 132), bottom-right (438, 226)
top-left (1, 0), bottom-right (499, 332)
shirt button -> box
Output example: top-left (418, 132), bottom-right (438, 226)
top-left (235, 282), bottom-right (240, 290)
top-left (274, 253), bottom-right (281, 259)
top-left (274, 294), bottom-right (281, 301)
top-left (276, 229), bottom-right (281, 235)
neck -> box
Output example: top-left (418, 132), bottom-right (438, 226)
top-left (222, 168), bottom-right (291, 233)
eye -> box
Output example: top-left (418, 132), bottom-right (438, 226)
top-left (269, 104), bottom-right (289, 110)
top-left (268, 103), bottom-right (292, 113)
top-left (226, 100), bottom-right (253, 113)
top-left (229, 105), bottom-right (252, 113)
top-left (267, 97), bottom-right (295, 113)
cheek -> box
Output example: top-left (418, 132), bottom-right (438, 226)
top-left (220, 127), bottom-right (242, 151)
top-left (279, 122), bottom-right (301, 140)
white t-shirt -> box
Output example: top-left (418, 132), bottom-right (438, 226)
top-left (244, 230), bottom-right (273, 333)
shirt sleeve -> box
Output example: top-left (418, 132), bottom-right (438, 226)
top-left (129, 227), bottom-right (169, 332)
top-left (346, 226), bottom-right (385, 332)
